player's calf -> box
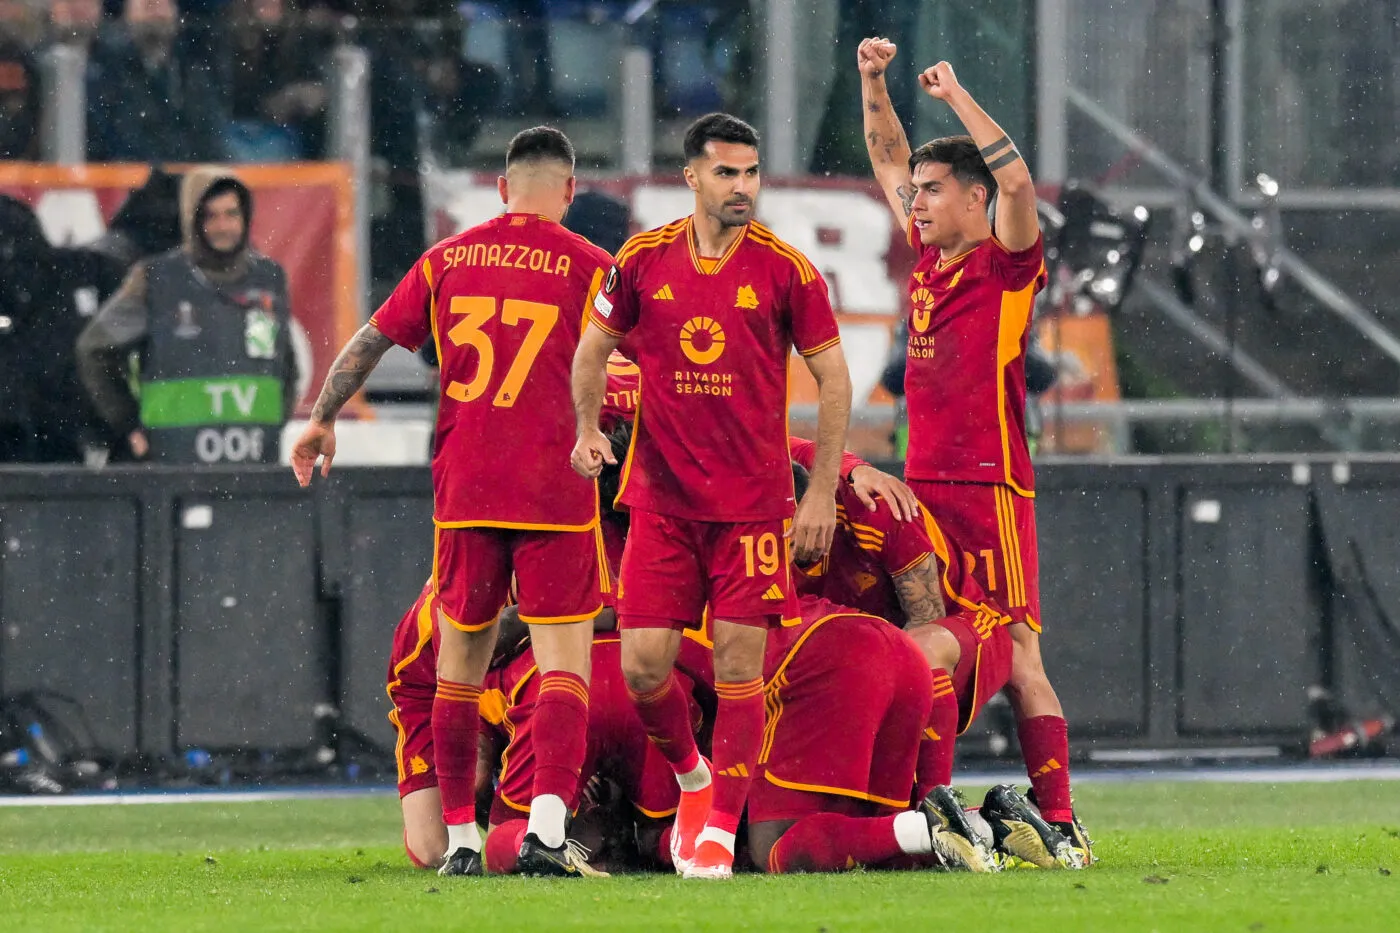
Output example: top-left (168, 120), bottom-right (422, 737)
top-left (402, 787), bottom-right (447, 870)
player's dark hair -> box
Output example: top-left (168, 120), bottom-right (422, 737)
top-left (506, 126), bottom-right (576, 169)
top-left (683, 113), bottom-right (760, 161)
top-left (597, 420), bottom-right (633, 521)
top-left (791, 461), bottom-right (810, 505)
top-left (909, 135), bottom-right (997, 202)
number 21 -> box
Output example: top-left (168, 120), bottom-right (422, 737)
top-left (444, 296), bottom-right (559, 407)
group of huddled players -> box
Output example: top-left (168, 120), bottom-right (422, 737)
top-left (294, 38), bottom-right (1095, 878)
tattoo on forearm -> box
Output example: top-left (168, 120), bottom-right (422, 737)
top-left (986, 148), bottom-right (1023, 171)
top-left (979, 135), bottom-right (1013, 159)
top-left (867, 100), bottom-right (881, 112)
top-left (896, 184), bottom-right (915, 216)
top-left (893, 559), bottom-right (946, 627)
top-left (310, 326), bottom-right (393, 423)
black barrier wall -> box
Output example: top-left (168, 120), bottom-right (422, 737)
top-left (0, 458), bottom-right (1391, 760)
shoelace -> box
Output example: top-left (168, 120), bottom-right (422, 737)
top-left (563, 839), bottom-right (609, 877)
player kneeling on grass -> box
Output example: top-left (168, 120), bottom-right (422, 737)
top-left (746, 592), bottom-right (991, 873)
top-left (787, 442), bottom-right (1091, 869)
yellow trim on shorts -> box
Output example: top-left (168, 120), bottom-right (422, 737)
top-left (762, 771), bottom-right (909, 810)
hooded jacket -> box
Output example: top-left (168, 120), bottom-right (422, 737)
top-left (76, 167), bottom-right (298, 452)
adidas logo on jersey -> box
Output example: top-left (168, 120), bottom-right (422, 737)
top-left (761, 584), bottom-right (785, 601)
top-left (718, 763), bottom-right (750, 778)
top-left (652, 284), bottom-right (675, 300)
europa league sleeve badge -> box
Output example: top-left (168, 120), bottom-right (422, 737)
top-left (244, 308), bottom-right (280, 360)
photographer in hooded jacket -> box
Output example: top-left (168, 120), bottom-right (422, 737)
top-left (77, 167), bottom-right (299, 465)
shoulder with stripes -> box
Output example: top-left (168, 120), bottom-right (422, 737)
top-left (747, 221), bottom-right (818, 284)
top-left (615, 217), bottom-right (689, 268)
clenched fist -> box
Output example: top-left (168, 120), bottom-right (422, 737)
top-left (918, 61), bottom-right (962, 101)
top-left (857, 37), bottom-right (897, 79)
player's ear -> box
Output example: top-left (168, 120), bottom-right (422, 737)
top-left (683, 164), bottom-right (699, 192)
top-left (564, 175), bottom-right (577, 205)
top-left (497, 175), bottom-right (509, 205)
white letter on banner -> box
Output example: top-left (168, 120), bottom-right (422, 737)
top-left (756, 189), bottom-right (899, 316)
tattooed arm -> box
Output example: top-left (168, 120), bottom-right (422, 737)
top-left (290, 323), bottom-right (394, 485)
top-left (858, 37), bottom-right (916, 231)
top-left (892, 555), bottom-right (947, 628)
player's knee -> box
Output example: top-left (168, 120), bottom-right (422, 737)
top-left (909, 622), bottom-right (960, 672)
top-left (404, 823), bottom-right (446, 870)
top-left (712, 625), bottom-right (766, 683)
top-left (621, 654), bottom-right (669, 695)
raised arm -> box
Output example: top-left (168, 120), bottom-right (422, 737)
top-left (919, 61), bottom-right (1039, 252)
top-left (859, 37), bottom-right (916, 232)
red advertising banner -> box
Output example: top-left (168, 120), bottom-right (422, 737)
top-left (0, 162), bottom-right (361, 416)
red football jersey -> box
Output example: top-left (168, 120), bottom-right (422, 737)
top-left (763, 595), bottom-right (884, 682)
top-left (903, 223), bottom-right (1046, 496)
top-left (789, 438), bottom-right (1007, 628)
top-left (386, 579), bottom-right (438, 696)
top-left (590, 217), bottom-right (841, 522)
top-left (371, 213), bottom-right (614, 529)
top-left (600, 349), bottom-right (640, 431)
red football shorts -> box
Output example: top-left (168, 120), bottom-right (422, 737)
top-left (489, 640), bottom-right (691, 826)
top-left (749, 615), bottom-right (932, 822)
top-left (433, 525), bottom-right (607, 631)
top-left (910, 481), bottom-right (1042, 631)
top-left (617, 509), bottom-right (795, 629)
top-left (387, 586), bottom-right (439, 797)
top-left (935, 609), bottom-right (1015, 735)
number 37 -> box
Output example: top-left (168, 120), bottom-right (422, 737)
top-left (444, 296), bottom-right (559, 407)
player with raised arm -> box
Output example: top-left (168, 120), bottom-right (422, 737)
top-left (571, 113), bottom-right (853, 880)
top-left (859, 38), bottom-right (1089, 868)
top-left (293, 127), bottom-right (615, 878)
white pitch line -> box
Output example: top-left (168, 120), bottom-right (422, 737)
top-left (2, 763), bottom-right (1399, 808)
top-left (958, 763), bottom-right (1400, 785)
top-left (0, 787), bottom-right (396, 808)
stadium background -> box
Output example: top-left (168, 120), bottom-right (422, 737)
top-left (1, 0), bottom-right (1398, 793)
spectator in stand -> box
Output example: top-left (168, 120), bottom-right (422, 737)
top-left (0, 195), bottom-right (128, 463)
top-left (89, 166), bottom-right (185, 269)
top-left (222, 0), bottom-right (331, 161)
top-left (87, 0), bottom-right (223, 162)
top-left (0, 0), bottom-right (42, 159)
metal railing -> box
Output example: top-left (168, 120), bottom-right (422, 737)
top-left (1065, 85), bottom-right (1400, 369)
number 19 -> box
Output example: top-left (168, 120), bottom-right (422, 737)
top-left (740, 533), bottom-right (780, 577)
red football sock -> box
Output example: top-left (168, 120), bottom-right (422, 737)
top-left (1019, 714), bottom-right (1074, 823)
top-left (484, 820), bottom-right (528, 874)
top-left (531, 671), bottom-right (590, 805)
top-left (628, 671), bottom-right (701, 774)
top-left (431, 678), bottom-right (481, 827)
top-left (708, 678), bottom-right (765, 834)
top-left (914, 668), bottom-right (959, 801)
top-left (768, 813), bottom-right (903, 873)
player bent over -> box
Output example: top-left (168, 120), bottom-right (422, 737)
top-left (572, 113), bottom-right (852, 879)
top-left (747, 594), bottom-right (989, 873)
top-left (295, 127), bottom-right (615, 877)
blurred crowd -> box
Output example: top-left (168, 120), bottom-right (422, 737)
top-left (0, 0), bottom-right (755, 165)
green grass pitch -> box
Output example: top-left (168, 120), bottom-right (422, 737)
top-left (2, 781), bottom-right (1398, 932)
